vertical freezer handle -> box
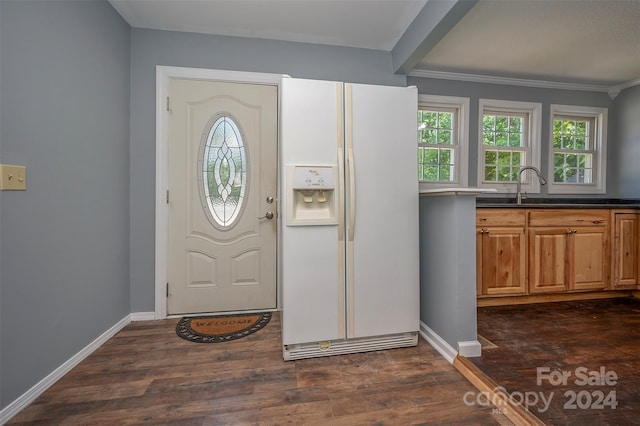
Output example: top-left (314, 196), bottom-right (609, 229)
top-left (337, 148), bottom-right (345, 241)
top-left (347, 147), bottom-right (356, 242)
top-left (336, 82), bottom-right (345, 242)
top-left (345, 84), bottom-right (356, 242)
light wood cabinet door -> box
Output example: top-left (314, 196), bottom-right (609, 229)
top-left (613, 213), bottom-right (640, 288)
top-left (528, 209), bottom-right (609, 294)
top-left (528, 225), bottom-right (609, 294)
top-left (572, 225), bottom-right (609, 291)
top-left (477, 209), bottom-right (526, 227)
top-left (528, 227), bottom-right (569, 294)
top-left (477, 227), bottom-right (526, 296)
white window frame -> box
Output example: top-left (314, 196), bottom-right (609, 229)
top-left (548, 104), bottom-right (607, 194)
top-left (418, 94), bottom-right (469, 190)
top-left (477, 99), bottom-right (542, 194)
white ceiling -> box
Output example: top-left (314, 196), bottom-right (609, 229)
top-left (109, 0), bottom-right (428, 50)
top-left (417, 0), bottom-right (640, 87)
top-left (110, 0), bottom-right (640, 88)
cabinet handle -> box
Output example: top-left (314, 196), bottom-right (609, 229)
top-left (480, 217), bottom-right (488, 221)
top-left (478, 229), bottom-right (489, 234)
top-left (566, 229), bottom-right (572, 234)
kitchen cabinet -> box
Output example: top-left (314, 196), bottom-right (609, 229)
top-left (476, 209), bottom-right (526, 296)
top-left (612, 211), bottom-right (640, 288)
top-left (527, 227), bottom-right (570, 293)
top-left (477, 207), bottom-right (618, 298)
top-left (528, 210), bottom-right (609, 294)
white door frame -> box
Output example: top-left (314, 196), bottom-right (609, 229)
top-left (155, 66), bottom-right (287, 319)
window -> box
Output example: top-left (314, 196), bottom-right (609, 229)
top-left (200, 115), bottom-right (248, 229)
top-left (549, 105), bottom-right (607, 194)
top-left (418, 95), bottom-right (469, 189)
top-left (478, 99), bottom-right (542, 193)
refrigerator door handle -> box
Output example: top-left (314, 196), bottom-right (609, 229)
top-left (347, 147), bottom-right (356, 242)
top-left (345, 84), bottom-right (356, 242)
top-left (336, 82), bottom-right (345, 243)
top-left (337, 148), bottom-right (345, 241)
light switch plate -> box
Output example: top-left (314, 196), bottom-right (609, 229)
top-left (0, 164), bottom-right (27, 190)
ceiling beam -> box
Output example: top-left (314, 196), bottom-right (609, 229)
top-left (392, 0), bottom-right (478, 75)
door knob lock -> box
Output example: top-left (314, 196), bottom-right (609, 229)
top-left (258, 211), bottom-right (274, 220)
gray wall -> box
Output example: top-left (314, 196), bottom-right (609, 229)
top-left (1, 0), bottom-right (638, 411)
top-left (0, 0), bottom-right (130, 408)
top-left (408, 76), bottom-right (615, 198)
top-left (611, 85), bottom-right (640, 198)
top-left (419, 195), bottom-right (477, 352)
top-left (129, 29), bottom-right (407, 312)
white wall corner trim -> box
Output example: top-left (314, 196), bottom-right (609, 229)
top-left (458, 340), bottom-right (482, 358)
top-left (0, 315), bottom-right (132, 425)
top-left (608, 78), bottom-right (640, 99)
top-left (419, 321), bottom-right (457, 364)
top-left (130, 312), bottom-right (157, 321)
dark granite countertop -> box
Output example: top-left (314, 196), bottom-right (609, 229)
top-left (476, 197), bottom-right (640, 209)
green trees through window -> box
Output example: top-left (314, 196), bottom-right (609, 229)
top-left (552, 117), bottom-right (593, 184)
top-left (416, 98), bottom-right (604, 194)
top-left (418, 110), bottom-right (454, 182)
top-left (482, 113), bottom-right (525, 182)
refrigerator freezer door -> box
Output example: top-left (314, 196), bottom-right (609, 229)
top-left (280, 78), bottom-right (346, 345)
top-left (345, 83), bottom-right (420, 339)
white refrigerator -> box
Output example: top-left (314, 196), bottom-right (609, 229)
top-left (280, 78), bottom-right (419, 360)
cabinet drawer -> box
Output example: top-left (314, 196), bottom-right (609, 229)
top-left (477, 209), bottom-right (525, 227)
top-left (528, 209), bottom-right (609, 227)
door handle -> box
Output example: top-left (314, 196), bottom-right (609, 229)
top-left (258, 211), bottom-right (274, 220)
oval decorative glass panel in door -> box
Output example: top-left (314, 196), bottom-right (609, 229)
top-left (200, 115), bottom-right (248, 229)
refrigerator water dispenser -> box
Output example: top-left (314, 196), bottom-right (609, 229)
top-left (286, 165), bottom-right (338, 226)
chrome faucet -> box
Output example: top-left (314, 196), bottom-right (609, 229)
top-left (516, 166), bottom-right (547, 204)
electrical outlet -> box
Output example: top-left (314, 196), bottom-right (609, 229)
top-left (0, 164), bottom-right (27, 190)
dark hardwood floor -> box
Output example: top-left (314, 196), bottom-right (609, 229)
top-left (473, 297), bottom-right (640, 425)
top-left (8, 313), bottom-right (507, 425)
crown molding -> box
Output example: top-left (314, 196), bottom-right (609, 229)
top-left (608, 78), bottom-right (640, 100)
top-left (408, 69), bottom-right (640, 99)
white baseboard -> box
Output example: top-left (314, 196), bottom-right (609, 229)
top-left (458, 340), bottom-right (482, 358)
top-left (130, 312), bottom-right (156, 321)
top-left (419, 321), bottom-right (457, 364)
top-left (0, 315), bottom-right (131, 425)
top-left (2, 315), bottom-right (466, 424)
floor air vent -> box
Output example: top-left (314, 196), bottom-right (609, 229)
top-left (283, 332), bottom-right (418, 360)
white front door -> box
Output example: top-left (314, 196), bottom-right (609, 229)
top-left (167, 79), bottom-right (277, 315)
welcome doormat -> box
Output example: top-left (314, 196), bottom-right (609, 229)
top-left (176, 312), bottom-right (272, 343)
